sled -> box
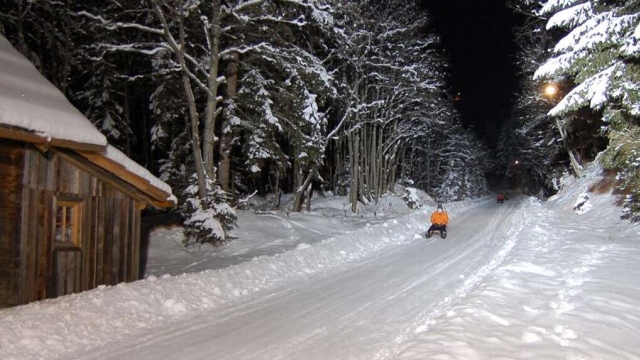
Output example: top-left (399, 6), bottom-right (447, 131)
top-left (497, 195), bottom-right (504, 203)
top-left (426, 229), bottom-right (447, 239)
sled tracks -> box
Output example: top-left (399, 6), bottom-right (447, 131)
top-left (382, 199), bottom-right (533, 359)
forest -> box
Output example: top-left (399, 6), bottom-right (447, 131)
top-left (1, 0), bottom-right (638, 244)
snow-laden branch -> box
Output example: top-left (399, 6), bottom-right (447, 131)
top-left (546, 2), bottom-right (593, 30)
top-left (97, 43), bottom-right (170, 55)
top-left (252, 15), bottom-right (308, 27)
top-left (149, 0), bottom-right (212, 97)
top-left (220, 42), bottom-right (273, 57)
top-left (549, 63), bottom-right (618, 117)
top-left (77, 11), bottom-right (164, 35)
top-left (231, 0), bottom-right (266, 13)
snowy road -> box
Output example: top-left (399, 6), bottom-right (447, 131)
top-left (4, 185), bottom-right (640, 360)
top-left (71, 198), bottom-right (531, 360)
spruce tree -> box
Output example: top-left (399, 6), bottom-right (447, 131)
top-left (531, 0), bottom-right (640, 220)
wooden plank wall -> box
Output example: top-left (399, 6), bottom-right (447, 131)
top-left (0, 141), bottom-right (24, 308)
top-left (0, 142), bottom-right (143, 307)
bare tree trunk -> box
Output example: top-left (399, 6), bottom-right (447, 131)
top-left (426, 137), bottom-right (431, 189)
top-left (347, 132), bottom-right (355, 212)
top-left (371, 125), bottom-right (380, 202)
top-left (142, 99), bottom-right (151, 168)
top-left (183, 74), bottom-right (208, 201)
top-left (218, 51), bottom-right (238, 191)
top-left (359, 130), bottom-right (367, 203)
top-left (124, 82), bottom-right (131, 156)
top-left (293, 151), bottom-right (304, 190)
top-left (274, 174), bottom-right (281, 209)
top-left (17, 0), bottom-right (25, 54)
top-left (305, 181), bottom-right (312, 212)
top-left (291, 144), bottom-right (308, 212)
top-left (61, 0), bottom-right (71, 95)
top-left (351, 131), bottom-right (361, 212)
top-left (361, 125), bottom-right (370, 202)
top-left (334, 141), bottom-right (340, 192)
top-left (556, 118), bottom-right (583, 177)
top-left (293, 170), bottom-right (313, 212)
top-left (174, 0), bottom-right (208, 201)
top-left (376, 128), bottom-right (384, 197)
top-left (386, 143), bottom-right (401, 192)
top-left (203, 0), bottom-right (223, 180)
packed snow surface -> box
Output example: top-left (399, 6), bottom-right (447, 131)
top-left (1, 177), bottom-right (639, 359)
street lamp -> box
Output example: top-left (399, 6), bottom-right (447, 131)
top-left (544, 83), bottom-right (558, 97)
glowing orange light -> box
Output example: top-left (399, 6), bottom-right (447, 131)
top-left (544, 84), bottom-right (558, 97)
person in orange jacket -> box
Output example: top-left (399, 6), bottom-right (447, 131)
top-left (427, 204), bottom-right (449, 238)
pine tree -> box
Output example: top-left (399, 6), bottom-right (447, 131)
top-left (530, 0), bottom-right (640, 219)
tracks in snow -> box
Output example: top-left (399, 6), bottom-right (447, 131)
top-left (62, 197), bottom-right (536, 360)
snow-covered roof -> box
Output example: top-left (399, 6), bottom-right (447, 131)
top-left (103, 145), bottom-right (174, 201)
top-left (0, 34), bottom-right (107, 148)
top-left (0, 34), bottom-right (174, 206)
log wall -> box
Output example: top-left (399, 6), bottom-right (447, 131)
top-left (0, 141), bottom-right (23, 307)
top-left (0, 141), bottom-right (143, 307)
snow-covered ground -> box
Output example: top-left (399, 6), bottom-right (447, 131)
top-left (146, 191), bottom-right (427, 275)
top-left (1, 171), bottom-right (639, 360)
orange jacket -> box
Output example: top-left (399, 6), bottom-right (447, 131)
top-left (431, 211), bottom-right (449, 225)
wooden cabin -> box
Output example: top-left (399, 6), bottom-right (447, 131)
top-left (0, 35), bottom-right (175, 308)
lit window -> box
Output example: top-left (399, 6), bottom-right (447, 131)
top-left (55, 200), bottom-right (82, 247)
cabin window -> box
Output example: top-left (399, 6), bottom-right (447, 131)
top-left (54, 200), bottom-right (82, 247)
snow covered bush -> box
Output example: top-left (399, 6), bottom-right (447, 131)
top-left (573, 192), bottom-right (592, 214)
top-left (182, 176), bottom-right (237, 246)
top-left (548, 168), bottom-right (574, 192)
top-left (402, 187), bottom-right (422, 209)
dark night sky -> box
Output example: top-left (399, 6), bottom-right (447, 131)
top-left (420, 0), bottom-right (521, 147)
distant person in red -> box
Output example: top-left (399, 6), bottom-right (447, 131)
top-left (497, 194), bottom-right (504, 203)
top-left (427, 204), bottom-right (449, 238)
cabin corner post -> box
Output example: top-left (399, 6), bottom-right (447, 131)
top-left (132, 201), bottom-right (143, 281)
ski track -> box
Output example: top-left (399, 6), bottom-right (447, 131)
top-left (394, 197), bottom-right (640, 360)
top-left (386, 197), bottom-right (531, 359)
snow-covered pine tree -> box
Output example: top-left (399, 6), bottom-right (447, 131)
top-left (429, 124), bottom-right (490, 202)
top-left (530, 0), bottom-right (640, 220)
top-left (216, 0), bottom-right (338, 211)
